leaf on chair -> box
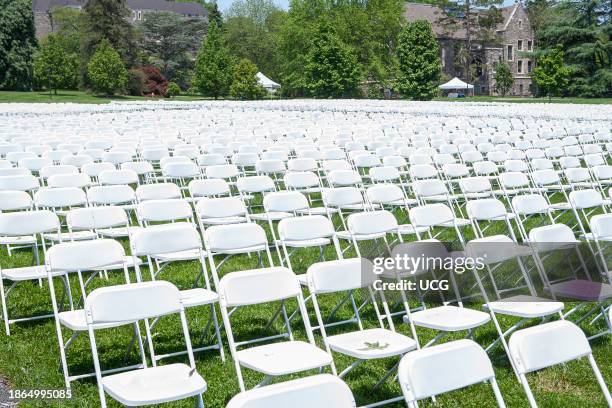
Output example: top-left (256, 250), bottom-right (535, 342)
top-left (358, 341), bottom-right (390, 351)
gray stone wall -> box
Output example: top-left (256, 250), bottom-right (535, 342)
top-left (497, 6), bottom-right (535, 96)
top-left (34, 12), bottom-right (53, 39)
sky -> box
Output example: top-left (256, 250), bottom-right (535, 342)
top-left (215, 0), bottom-right (518, 12)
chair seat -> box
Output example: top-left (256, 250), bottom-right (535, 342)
top-left (98, 226), bottom-right (142, 238)
top-left (379, 198), bottom-right (419, 207)
top-left (327, 328), bottom-right (417, 359)
top-left (1, 265), bottom-right (65, 281)
top-left (102, 363), bottom-right (207, 406)
top-left (547, 279), bottom-right (612, 301)
top-left (484, 295), bottom-right (564, 318)
top-left (550, 202), bottom-right (571, 211)
top-left (438, 218), bottom-right (471, 228)
top-left (250, 212), bottom-right (294, 222)
top-left (43, 230), bottom-right (97, 242)
top-left (280, 237), bottom-right (331, 248)
top-left (200, 216), bottom-right (247, 225)
top-left (179, 288), bottom-right (218, 308)
top-left (0, 235), bottom-right (36, 245)
top-left (92, 256), bottom-right (143, 271)
top-left (398, 224), bottom-right (430, 235)
top-left (336, 231), bottom-right (388, 241)
top-left (296, 207), bottom-right (338, 215)
top-left (236, 340), bottom-right (332, 376)
top-left (297, 274), bottom-right (308, 285)
top-left (405, 305), bottom-right (490, 331)
top-left (152, 249), bottom-right (202, 262)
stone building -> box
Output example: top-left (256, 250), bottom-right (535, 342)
top-left (404, 1), bottom-right (535, 96)
top-left (32, 0), bottom-right (207, 39)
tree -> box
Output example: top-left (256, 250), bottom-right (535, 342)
top-left (305, 24), bottom-right (362, 98)
top-left (230, 58), bottom-right (267, 99)
top-left (80, 0), bottom-right (136, 85)
top-left (138, 11), bottom-right (207, 87)
top-left (139, 66), bottom-right (168, 96)
top-left (193, 24), bottom-right (233, 98)
top-left (531, 46), bottom-right (571, 101)
top-left (167, 82), bottom-right (181, 97)
top-left (396, 20), bottom-right (442, 100)
top-left (203, 1), bottom-right (223, 27)
top-left (435, 0), bottom-right (503, 84)
top-left (87, 39), bottom-right (128, 95)
top-left (34, 34), bottom-right (77, 95)
top-left (0, 0), bottom-right (37, 90)
top-left (493, 61), bottom-right (514, 96)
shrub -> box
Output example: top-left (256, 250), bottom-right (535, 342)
top-left (230, 58), bottom-right (266, 100)
top-left (140, 66), bottom-right (168, 96)
top-left (166, 82), bottom-right (181, 97)
top-left (87, 39), bottom-right (128, 95)
top-left (127, 68), bottom-right (146, 96)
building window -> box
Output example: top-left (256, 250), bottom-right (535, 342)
top-left (518, 60), bottom-right (523, 74)
top-left (527, 40), bottom-right (533, 51)
top-left (519, 83), bottom-right (524, 94)
top-left (507, 45), bottom-right (513, 61)
top-left (441, 48), bottom-right (446, 68)
top-left (518, 20), bottom-right (522, 28)
top-left (518, 40), bottom-right (523, 51)
top-left (527, 60), bottom-right (532, 72)
top-left (138, 10), bottom-right (142, 20)
top-left (132, 10), bottom-right (137, 20)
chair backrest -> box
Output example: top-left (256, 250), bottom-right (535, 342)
top-left (34, 187), bottom-right (86, 208)
top-left (531, 169), bottom-right (561, 186)
top-left (327, 170), bottom-right (362, 187)
top-left (67, 206), bottom-right (128, 230)
top-left (347, 210), bottom-right (398, 235)
top-left (499, 172), bottom-right (530, 189)
top-left (278, 215), bottom-right (335, 241)
top-left (0, 210), bottom-right (59, 235)
top-left (509, 320), bottom-right (591, 374)
top-left (413, 179), bottom-right (448, 198)
top-left (131, 222), bottom-right (202, 255)
top-left (284, 171), bottom-right (320, 189)
top-left (589, 213), bottom-right (612, 238)
top-left (47, 239), bottom-right (126, 271)
top-left (225, 374), bottom-right (356, 408)
top-left (40, 164), bottom-right (78, 179)
top-left (136, 198), bottom-right (193, 223)
top-left (528, 224), bottom-right (578, 250)
top-left (135, 182), bottom-right (182, 201)
top-left (287, 158), bottom-right (318, 172)
top-left (86, 281), bottom-right (182, 324)
top-left (82, 162), bottom-right (115, 178)
top-left (466, 199), bottom-right (507, 221)
top-left (0, 190), bottom-right (32, 211)
top-left (569, 189), bottom-right (604, 209)
top-left (47, 173), bottom-right (91, 188)
top-left (369, 166), bottom-right (400, 182)
top-left (188, 178), bottom-right (230, 198)
top-left (237, 175), bottom-right (275, 194)
top-left (196, 197), bottom-right (247, 218)
top-left (322, 187), bottom-right (363, 207)
top-left (398, 339), bottom-right (495, 400)
top-left (459, 177), bottom-right (491, 194)
top-left (88, 185), bottom-right (135, 206)
top-left (263, 191), bottom-right (308, 213)
top-left (219, 267), bottom-right (300, 307)
top-left (0, 174), bottom-right (40, 191)
top-left (409, 203), bottom-right (454, 227)
top-left (205, 223), bottom-right (268, 253)
top-left (307, 258), bottom-right (376, 293)
top-left (162, 162), bottom-right (200, 178)
top-left (121, 161), bottom-right (154, 175)
top-left (99, 169), bottom-right (139, 185)
top-left (512, 194), bottom-right (550, 215)
top-left (366, 183), bottom-right (404, 204)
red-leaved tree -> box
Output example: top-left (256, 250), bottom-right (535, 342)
top-left (139, 66), bottom-right (168, 96)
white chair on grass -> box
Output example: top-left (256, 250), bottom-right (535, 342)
top-left (218, 267), bottom-right (334, 391)
top-left (509, 320), bottom-right (611, 407)
top-left (226, 374), bottom-right (355, 408)
top-left (398, 339), bottom-right (506, 408)
top-left (85, 281), bottom-right (208, 408)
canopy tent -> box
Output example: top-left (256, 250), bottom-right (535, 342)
top-left (439, 77), bottom-right (474, 90)
top-left (257, 72), bottom-right (281, 92)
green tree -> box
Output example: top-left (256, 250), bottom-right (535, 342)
top-left (34, 34), bottom-right (77, 95)
top-left (204, 1), bottom-right (223, 27)
top-left (166, 82), bottom-right (181, 97)
top-left (396, 20), bottom-right (441, 100)
top-left (435, 0), bottom-right (503, 84)
top-left (230, 58), bottom-right (267, 99)
top-left (0, 0), bottom-right (37, 90)
top-left (138, 11), bottom-right (207, 87)
top-left (80, 0), bottom-right (136, 85)
top-left (493, 61), bottom-right (514, 96)
top-left (531, 46), bottom-right (571, 101)
top-left (305, 24), bottom-right (362, 98)
top-left (87, 39), bottom-right (128, 95)
top-left (193, 24), bottom-right (233, 98)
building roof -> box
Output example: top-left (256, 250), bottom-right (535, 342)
top-left (32, 0), bottom-right (206, 16)
top-left (404, 2), bottom-right (519, 40)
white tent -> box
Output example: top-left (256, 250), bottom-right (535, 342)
top-left (439, 77), bottom-right (474, 90)
top-left (257, 72), bottom-right (281, 92)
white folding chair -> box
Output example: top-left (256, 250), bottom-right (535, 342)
top-left (85, 281), bottom-right (207, 408)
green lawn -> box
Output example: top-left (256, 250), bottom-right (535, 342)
top-left (0, 191), bottom-right (610, 408)
top-left (0, 90), bottom-right (610, 104)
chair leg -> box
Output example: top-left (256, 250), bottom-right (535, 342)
top-left (196, 394), bottom-right (205, 408)
top-left (518, 373), bottom-right (538, 408)
top-left (588, 354), bottom-right (612, 406)
top-left (210, 304), bottom-right (225, 362)
top-left (490, 378), bottom-right (507, 408)
top-left (0, 276), bottom-right (10, 336)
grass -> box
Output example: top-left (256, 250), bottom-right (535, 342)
top-left (0, 91), bottom-right (610, 104)
top-left (0, 188), bottom-right (610, 408)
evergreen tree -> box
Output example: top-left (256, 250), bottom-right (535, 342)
top-left (193, 24), bottom-right (234, 98)
top-left (305, 24), bottom-right (362, 98)
top-left (204, 1), bottom-right (223, 27)
top-left (230, 58), bottom-right (267, 99)
top-left (80, 0), bottom-right (136, 85)
top-left (531, 46), bottom-right (571, 101)
top-left (396, 20), bottom-right (441, 100)
top-left (34, 34), bottom-right (78, 95)
top-left (493, 61), bottom-right (514, 96)
top-left (0, 0), bottom-right (37, 90)
top-left (87, 39), bottom-right (128, 95)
